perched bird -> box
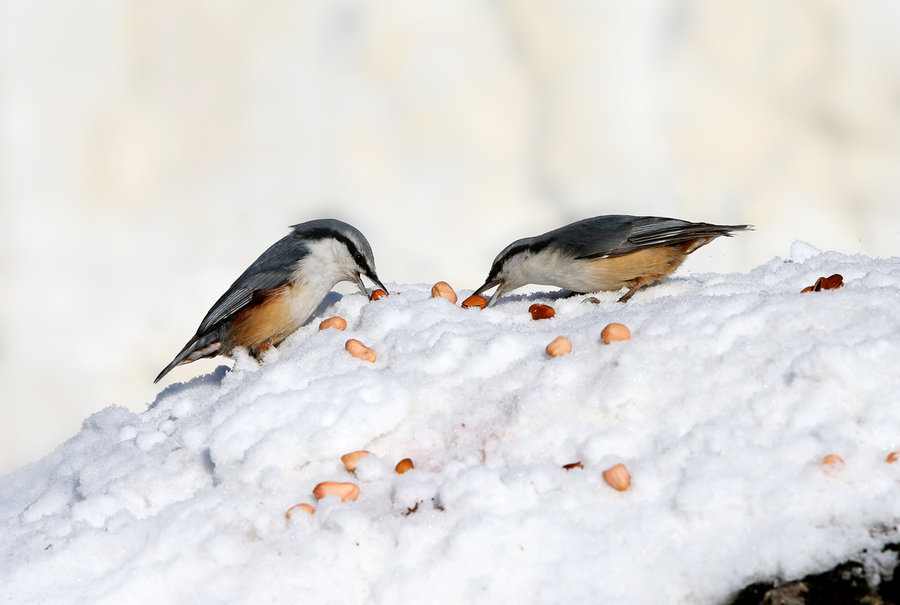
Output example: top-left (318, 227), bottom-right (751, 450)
top-left (155, 219), bottom-right (386, 383)
top-left (471, 215), bottom-right (750, 306)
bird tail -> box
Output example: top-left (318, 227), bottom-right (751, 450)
top-left (626, 220), bottom-right (752, 251)
top-left (154, 325), bottom-right (227, 383)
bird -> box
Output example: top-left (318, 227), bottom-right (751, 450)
top-left (471, 215), bottom-right (751, 306)
top-left (155, 219), bottom-right (387, 383)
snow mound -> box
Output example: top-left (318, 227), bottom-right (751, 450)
top-left (2, 248), bottom-right (899, 604)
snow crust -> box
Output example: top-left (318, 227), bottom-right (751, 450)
top-left (2, 246), bottom-right (899, 604)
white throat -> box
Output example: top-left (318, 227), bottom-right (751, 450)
top-left (285, 239), bottom-right (358, 324)
top-left (501, 248), bottom-right (601, 293)
top-left (501, 248), bottom-right (569, 289)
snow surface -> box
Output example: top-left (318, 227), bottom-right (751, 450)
top-left (7, 0), bottom-right (900, 478)
top-left (2, 244), bottom-right (899, 604)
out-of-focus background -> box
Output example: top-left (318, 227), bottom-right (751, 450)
top-left (2, 1), bottom-right (899, 474)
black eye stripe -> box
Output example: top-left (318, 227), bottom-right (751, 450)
top-left (488, 238), bottom-right (550, 279)
top-left (300, 227), bottom-right (371, 271)
top-left (499, 239), bottom-right (551, 264)
top-left (351, 250), bottom-right (370, 272)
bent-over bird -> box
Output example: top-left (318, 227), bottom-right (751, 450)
top-left (155, 219), bottom-right (386, 383)
top-left (471, 215), bottom-right (750, 306)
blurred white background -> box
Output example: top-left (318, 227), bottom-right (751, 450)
top-left (2, 1), bottom-right (899, 473)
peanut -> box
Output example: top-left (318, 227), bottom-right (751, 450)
top-left (545, 336), bottom-right (572, 357)
top-left (529, 303), bottom-right (555, 320)
top-left (802, 273), bottom-right (844, 293)
top-left (395, 458), bottom-right (414, 474)
top-left (285, 503), bottom-right (315, 517)
top-left (602, 463), bottom-right (631, 491)
top-left (318, 316), bottom-right (347, 331)
top-left (341, 450), bottom-right (370, 472)
top-left (822, 454), bottom-right (844, 467)
top-left (601, 323), bottom-right (630, 344)
top-left (461, 294), bottom-right (488, 309)
top-left (369, 289), bottom-right (388, 300)
top-left (313, 481), bottom-right (360, 502)
top-left (820, 274), bottom-right (844, 289)
top-left (345, 339), bottom-right (376, 362)
top-left (431, 281), bottom-right (458, 304)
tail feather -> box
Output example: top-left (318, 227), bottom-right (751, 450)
top-left (154, 326), bottom-right (226, 383)
top-left (626, 222), bottom-right (751, 251)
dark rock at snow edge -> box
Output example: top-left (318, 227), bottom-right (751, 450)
top-left (726, 543), bottom-right (899, 605)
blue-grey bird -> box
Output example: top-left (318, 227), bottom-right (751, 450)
top-left (155, 219), bottom-right (386, 383)
top-left (472, 215), bottom-right (750, 306)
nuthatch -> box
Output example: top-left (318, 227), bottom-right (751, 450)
top-left (155, 219), bottom-right (386, 383)
top-left (472, 215), bottom-right (750, 306)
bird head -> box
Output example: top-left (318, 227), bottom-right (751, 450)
top-left (291, 219), bottom-right (387, 295)
top-left (473, 236), bottom-right (552, 306)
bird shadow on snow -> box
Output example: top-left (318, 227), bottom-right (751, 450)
top-left (310, 291), bottom-right (344, 318)
top-left (495, 289), bottom-right (621, 305)
top-left (147, 364), bottom-right (230, 410)
top-left (147, 291), bottom-right (347, 411)
top-left (525, 277), bottom-right (699, 305)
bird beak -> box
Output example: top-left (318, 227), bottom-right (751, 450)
top-left (355, 274), bottom-right (368, 296)
top-left (370, 273), bottom-right (388, 294)
top-left (357, 272), bottom-right (388, 296)
top-left (485, 286), bottom-right (505, 307)
top-left (472, 278), bottom-right (502, 306)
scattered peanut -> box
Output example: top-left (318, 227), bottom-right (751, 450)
top-left (545, 336), bottom-right (572, 357)
top-left (802, 274), bottom-right (844, 293)
top-left (370, 289), bottom-right (388, 300)
top-left (461, 294), bottom-right (488, 309)
top-left (395, 458), bottom-right (415, 474)
top-left (601, 323), bottom-right (630, 344)
top-left (318, 316), bottom-right (347, 331)
top-left (602, 463), bottom-right (631, 491)
top-left (562, 461), bottom-right (584, 470)
top-left (285, 503), bottom-right (315, 518)
top-left (887, 452), bottom-right (898, 464)
top-left (822, 454), bottom-right (844, 467)
top-left (341, 450), bottom-right (370, 472)
top-left (820, 274), bottom-right (844, 289)
top-left (345, 339), bottom-right (376, 362)
top-left (431, 281), bottom-right (458, 304)
top-left (313, 481), bottom-right (360, 502)
top-left (529, 303), bottom-right (555, 320)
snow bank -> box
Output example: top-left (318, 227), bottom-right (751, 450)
top-left (2, 246), bottom-right (899, 604)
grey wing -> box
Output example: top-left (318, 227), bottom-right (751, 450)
top-left (560, 216), bottom-right (748, 260)
top-left (194, 233), bottom-right (309, 334)
top-left (155, 231), bottom-right (309, 383)
top-left (546, 215), bottom-right (649, 259)
top-left (195, 268), bottom-right (294, 334)
top-left (154, 266), bottom-right (293, 384)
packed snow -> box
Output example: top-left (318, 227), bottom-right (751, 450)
top-left (5, 1), bottom-right (900, 476)
top-left (1, 243), bottom-right (899, 604)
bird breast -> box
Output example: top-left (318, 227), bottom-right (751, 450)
top-left (224, 262), bottom-right (339, 354)
top-left (581, 246), bottom-right (688, 291)
top-left (508, 246), bottom-right (689, 293)
top-left (502, 248), bottom-right (604, 292)
top-left (225, 284), bottom-right (302, 354)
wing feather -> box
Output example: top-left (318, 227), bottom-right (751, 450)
top-left (195, 269), bottom-right (294, 334)
top-left (563, 216), bottom-right (749, 260)
top-left (194, 231), bottom-right (310, 334)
